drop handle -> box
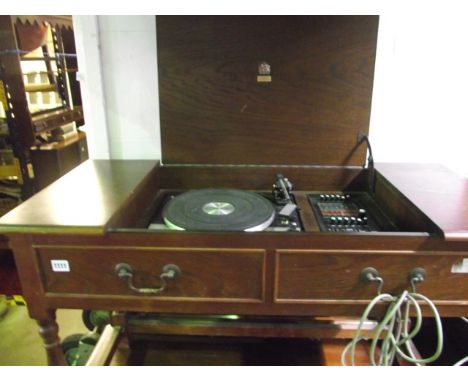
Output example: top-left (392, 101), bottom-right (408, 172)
top-left (115, 263), bottom-right (182, 295)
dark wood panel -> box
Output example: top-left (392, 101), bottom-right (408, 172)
top-left (126, 315), bottom-right (376, 340)
top-left (0, 160), bottom-right (158, 233)
top-left (157, 16), bottom-right (378, 166)
top-left (127, 337), bottom-right (322, 366)
top-left (294, 192), bottom-right (320, 232)
top-left (106, 163), bottom-right (160, 229)
top-left (374, 170), bottom-right (439, 233)
top-left (41, 291), bottom-right (468, 318)
top-left (30, 131), bottom-right (88, 191)
top-left (321, 339), bottom-right (373, 366)
top-left (160, 164), bottom-right (367, 191)
top-left (32, 229), bottom-right (456, 252)
top-left (36, 247), bottom-right (266, 301)
top-left (32, 106), bottom-right (83, 134)
top-left (376, 163), bottom-right (468, 241)
top-left (275, 250), bottom-right (468, 301)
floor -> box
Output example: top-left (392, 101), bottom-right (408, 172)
top-left (0, 299), bottom-right (87, 366)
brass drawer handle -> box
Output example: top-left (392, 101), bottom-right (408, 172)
top-left (115, 263), bottom-right (181, 295)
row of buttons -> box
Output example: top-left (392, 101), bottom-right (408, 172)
top-left (327, 227), bottom-right (371, 232)
top-left (319, 194), bottom-right (351, 201)
top-left (329, 216), bottom-right (368, 225)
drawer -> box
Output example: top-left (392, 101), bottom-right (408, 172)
top-left (275, 250), bottom-right (468, 302)
top-left (36, 246), bottom-right (266, 302)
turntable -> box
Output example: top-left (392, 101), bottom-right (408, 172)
top-left (149, 174), bottom-right (302, 232)
top-left (162, 188), bottom-right (277, 232)
top-left (0, 16), bottom-right (467, 366)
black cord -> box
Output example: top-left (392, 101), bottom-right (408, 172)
top-left (358, 133), bottom-right (375, 194)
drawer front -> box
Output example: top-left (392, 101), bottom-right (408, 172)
top-left (36, 247), bottom-right (265, 302)
top-left (275, 250), bottom-right (468, 302)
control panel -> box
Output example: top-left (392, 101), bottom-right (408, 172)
top-left (308, 192), bottom-right (397, 232)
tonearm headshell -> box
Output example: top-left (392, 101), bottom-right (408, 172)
top-left (272, 174), bottom-right (298, 218)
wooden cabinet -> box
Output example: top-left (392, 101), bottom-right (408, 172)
top-left (0, 160), bottom-right (467, 365)
top-left (0, 16), bottom-right (467, 365)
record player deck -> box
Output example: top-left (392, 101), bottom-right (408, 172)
top-left (148, 175), bottom-right (303, 232)
top-left (148, 174), bottom-right (398, 234)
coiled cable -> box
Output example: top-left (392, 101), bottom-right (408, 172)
top-left (341, 287), bottom-right (443, 366)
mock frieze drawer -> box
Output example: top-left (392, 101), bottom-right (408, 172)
top-left (275, 250), bottom-right (468, 303)
top-left (36, 246), bottom-right (266, 302)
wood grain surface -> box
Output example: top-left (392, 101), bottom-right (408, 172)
top-left (157, 16), bottom-right (379, 166)
top-left (376, 163), bottom-right (468, 241)
top-left (37, 246), bottom-right (266, 301)
top-left (0, 160), bottom-right (158, 234)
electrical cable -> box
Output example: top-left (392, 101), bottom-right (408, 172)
top-left (341, 285), bottom-right (444, 366)
top-left (454, 355), bottom-right (468, 366)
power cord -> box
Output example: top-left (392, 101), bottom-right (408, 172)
top-left (341, 291), bottom-right (443, 366)
top-left (342, 269), bottom-right (444, 366)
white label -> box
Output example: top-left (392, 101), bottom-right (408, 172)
top-left (451, 258), bottom-right (468, 274)
top-left (51, 260), bottom-right (70, 272)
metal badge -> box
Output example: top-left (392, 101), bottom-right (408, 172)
top-left (257, 61), bottom-right (272, 83)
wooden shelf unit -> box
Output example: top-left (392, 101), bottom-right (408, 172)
top-left (0, 15), bottom-right (87, 201)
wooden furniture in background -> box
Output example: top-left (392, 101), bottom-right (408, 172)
top-left (30, 131), bottom-right (88, 191)
top-left (0, 15), bottom-right (87, 201)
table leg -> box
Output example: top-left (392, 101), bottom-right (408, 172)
top-left (37, 311), bottom-right (67, 366)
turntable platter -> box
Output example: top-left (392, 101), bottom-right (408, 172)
top-left (162, 189), bottom-right (276, 231)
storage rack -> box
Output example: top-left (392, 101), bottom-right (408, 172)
top-left (0, 15), bottom-right (87, 213)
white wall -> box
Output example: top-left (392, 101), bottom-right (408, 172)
top-left (74, 15), bottom-right (160, 160)
top-left (98, 16), bottom-right (161, 159)
top-left (370, 14), bottom-right (468, 177)
top-left (73, 16), bottom-right (110, 159)
top-left (74, 15), bottom-right (468, 177)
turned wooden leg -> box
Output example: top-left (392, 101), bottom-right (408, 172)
top-left (37, 311), bottom-right (67, 366)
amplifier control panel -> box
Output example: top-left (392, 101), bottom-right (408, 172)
top-left (308, 192), bottom-right (397, 233)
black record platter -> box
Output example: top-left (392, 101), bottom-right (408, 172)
top-left (163, 188), bottom-right (276, 232)
top-left (148, 190), bottom-right (302, 232)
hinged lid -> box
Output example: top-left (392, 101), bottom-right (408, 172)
top-left (157, 16), bottom-right (379, 166)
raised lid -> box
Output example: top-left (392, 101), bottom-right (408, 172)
top-left (157, 16), bottom-right (379, 166)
